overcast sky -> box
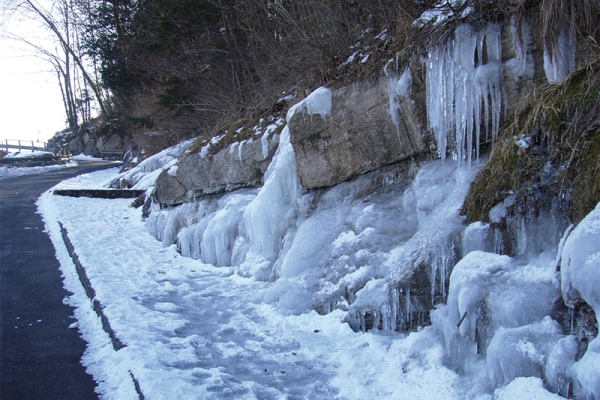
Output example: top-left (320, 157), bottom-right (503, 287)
top-left (1, 5), bottom-right (68, 143)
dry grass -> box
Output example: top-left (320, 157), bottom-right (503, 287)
top-left (541, 0), bottom-right (600, 58)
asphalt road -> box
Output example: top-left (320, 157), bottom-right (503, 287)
top-left (0, 162), bottom-right (120, 400)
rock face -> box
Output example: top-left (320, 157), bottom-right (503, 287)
top-left (287, 74), bottom-right (428, 189)
top-left (67, 119), bottom-right (131, 157)
top-left (153, 136), bottom-right (279, 206)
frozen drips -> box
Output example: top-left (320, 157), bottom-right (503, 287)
top-left (426, 23), bottom-right (502, 164)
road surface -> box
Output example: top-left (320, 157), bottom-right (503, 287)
top-left (1, 162), bottom-right (119, 400)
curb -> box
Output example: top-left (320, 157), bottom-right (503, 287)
top-left (58, 222), bottom-right (145, 400)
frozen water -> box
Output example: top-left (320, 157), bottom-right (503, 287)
top-left (434, 251), bottom-right (559, 370)
top-left (414, 0), bottom-right (473, 27)
top-left (36, 81), bottom-right (600, 398)
top-left (288, 87), bottom-right (332, 121)
top-left (426, 23), bottom-right (503, 163)
top-left (544, 28), bottom-right (576, 83)
top-left (504, 17), bottom-right (535, 80)
top-left (387, 67), bottom-right (412, 128)
top-left (560, 201), bottom-right (600, 315)
top-left (486, 317), bottom-right (564, 387)
top-left (238, 125), bottom-right (302, 279)
top-left (112, 139), bottom-right (194, 190)
top-left (559, 201), bottom-right (600, 399)
top-left (494, 377), bottom-right (565, 400)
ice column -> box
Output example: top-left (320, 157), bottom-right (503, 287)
top-left (426, 23), bottom-right (502, 164)
top-left (241, 88), bottom-right (331, 276)
top-left (544, 27), bottom-right (576, 83)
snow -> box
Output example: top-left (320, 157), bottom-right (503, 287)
top-left (494, 377), bottom-right (565, 400)
top-left (0, 160), bottom-right (79, 179)
top-left (72, 154), bottom-right (104, 161)
top-left (111, 139), bottom-right (194, 190)
top-left (33, 84), bottom-right (600, 399)
top-left (38, 170), bottom-right (471, 399)
top-left (288, 87), bottom-right (332, 121)
top-left (4, 150), bottom-right (54, 158)
top-left (414, 0), bottom-right (473, 27)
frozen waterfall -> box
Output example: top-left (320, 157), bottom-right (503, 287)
top-left (426, 23), bottom-right (502, 164)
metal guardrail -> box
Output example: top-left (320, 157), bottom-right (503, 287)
top-left (0, 155), bottom-right (72, 166)
top-left (2, 139), bottom-right (52, 153)
top-left (100, 149), bottom-right (124, 160)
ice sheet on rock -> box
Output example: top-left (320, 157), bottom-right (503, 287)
top-left (346, 161), bottom-right (480, 333)
top-left (387, 67), bottom-right (413, 128)
top-left (112, 139), bottom-right (194, 190)
top-left (545, 336), bottom-right (578, 397)
top-left (560, 201), bottom-right (600, 314)
top-left (569, 336), bottom-right (600, 400)
top-left (504, 17), bottom-right (535, 80)
top-left (199, 191), bottom-right (255, 267)
top-left (238, 125), bottom-right (302, 279)
top-left (486, 317), bottom-right (564, 388)
top-left (462, 221), bottom-right (492, 255)
top-left (434, 251), bottom-right (559, 369)
top-left (559, 201), bottom-right (600, 399)
top-left (544, 27), bottom-right (576, 83)
top-left (426, 23), bottom-right (502, 163)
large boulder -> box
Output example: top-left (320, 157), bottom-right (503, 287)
top-left (287, 72), bottom-right (428, 189)
top-left (153, 135), bottom-right (280, 206)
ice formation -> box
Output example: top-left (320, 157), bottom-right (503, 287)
top-left (559, 202), bottom-right (600, 399)
top-left (387, 67), bottom-right (412, 129)
top-left (140, 83), bottom-right (598, 398)
top-left (544, 27), bottom-right (576, 83)
top-left (505, 17), bottom-right (535, 80)
top-left (111, 139), bottom-right (194, 190)
top-left (426, 23), bottom-right (503, 164)
top-left (290, 87), bottom-right (332, 120)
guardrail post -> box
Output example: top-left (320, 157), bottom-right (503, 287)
top-left (18, 140), bottom-right (21, 151)
top-left (31, 141), bottom-right (34, 152)
top-left (4, 139), bottom-right (7, 152)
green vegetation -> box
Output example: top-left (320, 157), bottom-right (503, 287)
top-left (462, 60), bottom-right (600, 224)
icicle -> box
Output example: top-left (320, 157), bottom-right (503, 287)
top-left (426, 23), bottom-right (503, 165)
top-left (544, 27), bottom-right (576, 83)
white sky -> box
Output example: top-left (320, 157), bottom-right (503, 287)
top-left (0, 6), bottom-right (68, 143)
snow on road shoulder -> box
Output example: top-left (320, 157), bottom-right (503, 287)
top-left (0, 161), bottom-right (77, 179)
top-left (37, 167), bottom-right (467, 399)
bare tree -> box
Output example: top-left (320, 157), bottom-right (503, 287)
top-left (5, 0), bottom-right (106, 133)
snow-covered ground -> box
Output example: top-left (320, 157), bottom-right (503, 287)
top-left (0, 154), bottom-right (111, 179)
top-left (0, 160), bottom-right (76, 179)
top-left (37, 162), bottom-right (591, 399)
top-left (39, 168), bottom-right (467, 399)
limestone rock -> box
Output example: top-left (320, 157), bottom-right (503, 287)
top-left (288, 74), bottom-right (427, 189)
top-left (153, 135), bottom-right (279, 206)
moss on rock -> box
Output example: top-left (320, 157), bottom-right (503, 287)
top-left (462, 59), bottom-right (600, 224)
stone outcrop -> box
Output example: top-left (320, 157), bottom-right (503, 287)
top-left (287, 73), bottom-right (428, 189)
top-left (153, 135), bottom-right (280, 206)
top-left (67, 119), bottom-right (131, 157)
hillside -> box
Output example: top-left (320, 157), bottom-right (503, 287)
top-left (48, 1), bottom-right (600, 398)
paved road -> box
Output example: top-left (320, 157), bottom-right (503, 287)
top-left (1, 162), bottom-right (120, 400)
